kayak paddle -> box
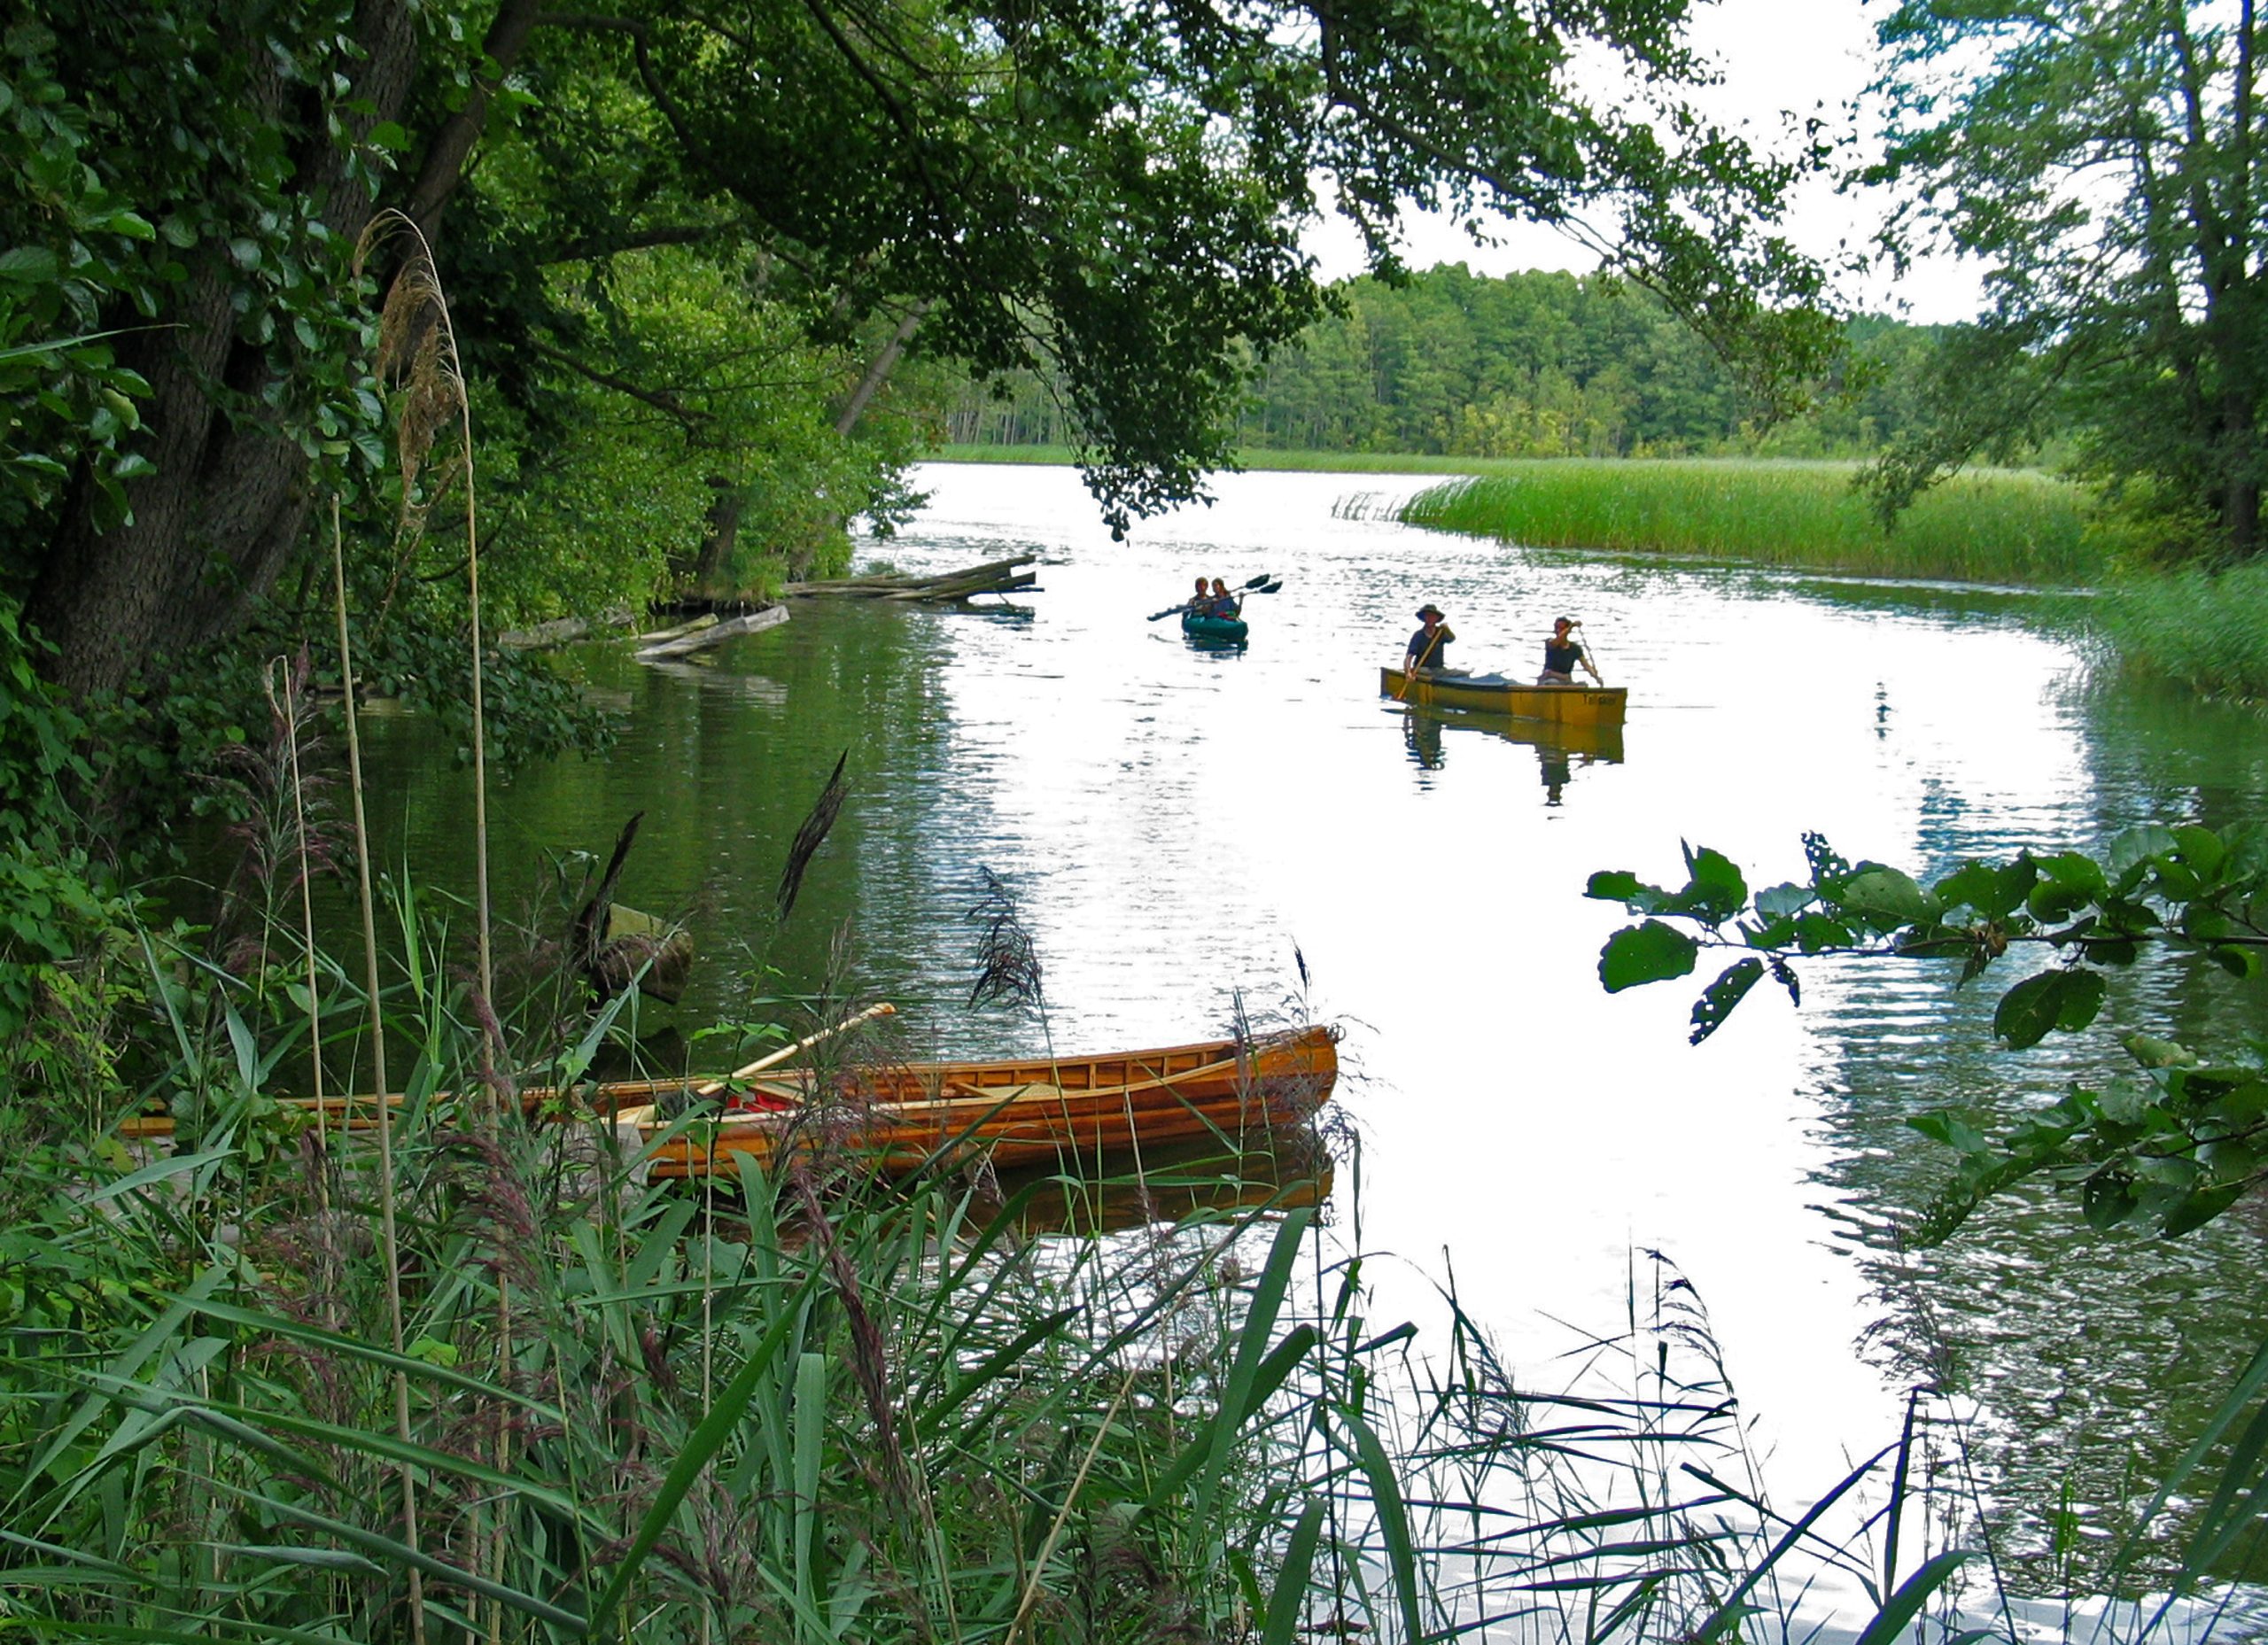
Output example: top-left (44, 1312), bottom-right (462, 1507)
top-left (1147, 573), bottom-right (1274, 620)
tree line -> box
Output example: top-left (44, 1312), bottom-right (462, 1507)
top-left (948, 266), bottom-right (1952, 461)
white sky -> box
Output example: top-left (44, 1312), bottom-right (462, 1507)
top-left (1302, 0), bottom-right (1988, 325)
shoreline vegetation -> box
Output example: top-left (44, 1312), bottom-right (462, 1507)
top-left (928, 446), bottom-right (2268, 700)
top-left (932, 446), bottom-right (2101, 585)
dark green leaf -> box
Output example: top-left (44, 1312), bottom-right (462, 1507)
top-left (1678, 842), bottom-right (1748, 922)
top-left (1689, 958), bottom-right (1764, 1044)
top-left (1934, 854), bottom-right (2036, 919)
top-left (1835, 865), bottom-right (1940, 929)
top-left (2162, 1183), bottom-right (2245, 1238)
top-left (1792, 912), bottom-right (1853, 951)
top-left (0, 246), bottom-right (62, 282)
top-left (1992, 967), bottom-right (2107, 1049)
top-left (1599, 921), bottom-right (1699, 993)
top-left (1586, 870), bottom-right (1650, 905)
top-left (2171, 824), bottom-right (2226, 880)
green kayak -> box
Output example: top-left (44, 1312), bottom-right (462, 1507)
top-left (1182, 611), bottom-right (1248, 643)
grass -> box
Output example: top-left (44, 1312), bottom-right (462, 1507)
top-left (1399, 460), bottom-right (2102, 586)
top-left (2089, 557), bottom-right (2268, 701)
top-left (926, 446), bottom-right (2102, 586)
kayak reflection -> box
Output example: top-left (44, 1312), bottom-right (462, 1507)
top-left (1398, 707), bottom-right (1626, 803)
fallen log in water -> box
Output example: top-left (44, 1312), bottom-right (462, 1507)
top-left (634, 605), bottom-right (788, 660)
top-left (637, 612), bottom-right (719, 645)
top-left (782, 554), bottom-right (1037, 602)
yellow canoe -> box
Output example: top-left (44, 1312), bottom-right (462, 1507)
top-left (1381, 667), bottom-right (1627, 726)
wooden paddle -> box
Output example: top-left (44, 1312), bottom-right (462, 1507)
top-left (1147, 573), bottom-right (1273, 621)
top-left (612, 1000), bottom-right (897, 1126)
top-left (1574, 624), bottom-right (1607, 685)
top-left (1397, 623), bottom-right (1446, 702)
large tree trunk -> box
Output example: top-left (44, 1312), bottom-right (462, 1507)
top-left (689, 482), bottom-right (746, 595)
top-left (26, 0), bottom-right (421, 700)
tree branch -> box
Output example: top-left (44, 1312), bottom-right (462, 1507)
top-left (542, 223), bottom-right (740, 265)
top-left (407, 0), bottom-right (547, 240)
top-left (524, 337), bottom-right (710, 429)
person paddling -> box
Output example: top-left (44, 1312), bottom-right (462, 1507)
top-left (1209, 578), bottom-right (1240, 618)
top-left (1538, 617), bottom-right (1602, 686)
top-left (1404, 603), bottom-right (1455, 676)
top-left (1187, 575), bottom-right (1215, 617)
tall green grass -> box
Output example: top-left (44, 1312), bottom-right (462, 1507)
top-left (1400, 461), bottom-right (2102, 586)
top-left (2090, 558), bottom-right (2268, 701)
top-left (922, 447), bottom-right (2101, 585)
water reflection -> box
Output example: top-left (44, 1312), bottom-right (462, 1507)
top-left (1396, 705), bottom-right (1625, 806)
top-left (987, 1129), bottom-right (1335, 1237)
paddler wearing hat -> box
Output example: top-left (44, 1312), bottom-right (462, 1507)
top-left (1403, 603), bottom-right (1456, 677)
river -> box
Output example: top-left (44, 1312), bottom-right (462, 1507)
top-left (352, 461), bottom-right (2268, 1621)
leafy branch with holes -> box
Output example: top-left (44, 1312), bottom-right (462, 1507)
top-left (1587, 824), bottom-right (2268, 1242)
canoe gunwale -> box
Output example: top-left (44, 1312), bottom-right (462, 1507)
top-left (1380, 666), bottom-right (1627, 726)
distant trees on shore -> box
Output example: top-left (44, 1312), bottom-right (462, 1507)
top-left (947, 265), bottom-right (1952, 462)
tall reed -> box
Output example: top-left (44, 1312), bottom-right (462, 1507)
top-left (1399, 461), bottom-right (2101, 586)
top-left (2087, 558), bottom-right (2268, 701)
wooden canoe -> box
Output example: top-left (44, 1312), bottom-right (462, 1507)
top-left (637, 1024), bottom-right (1339, 1180)
top-left (115, 1025), bottom-right (1340, 1184)
top-left (1381, 667), bottom-right (1627, 726)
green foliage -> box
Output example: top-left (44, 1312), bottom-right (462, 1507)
top-left (2089, 557), bottom-right (2268, 702)
top-left (1863, 1), bottom-right (2268, 562)
top-left (1401, 459), bottom-right (2100, 584)
top-left (0, 19), bottom-right (160, 536)
top-left (0, 600), bottom-right (136, 1069)
top-left (953, 268), bottom-right (1953, 462)
top-left (1588, 823), bottom-right (2268, 1238)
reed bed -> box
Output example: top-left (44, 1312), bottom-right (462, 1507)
top-left (2088, 558), bottom-right (2268, 701)
top-left (1399, 462), bottom-right (2101, 586)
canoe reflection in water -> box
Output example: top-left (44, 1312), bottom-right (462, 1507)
top-left (1398, 707), bottom-right (1626, 803)
top-left (982, 1126), bottom-right (1337, 1237)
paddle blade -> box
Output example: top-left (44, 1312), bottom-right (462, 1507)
top-left (1240, 573), bottom-right (1272, 589)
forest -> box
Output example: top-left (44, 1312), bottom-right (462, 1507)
top-left (949, 266), bottom-right (1948, 461)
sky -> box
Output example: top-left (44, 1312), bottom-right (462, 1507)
top-left (1301, 0), bottom-right (1988, 325)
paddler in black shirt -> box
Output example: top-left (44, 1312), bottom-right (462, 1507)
top-left (1404, 603), bottom-right (1455, 675)
top-left (1538, 616), bottom-right (1602, 686)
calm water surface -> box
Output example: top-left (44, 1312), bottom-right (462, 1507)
top-left (358, 462), bottom-right (2268, 1611)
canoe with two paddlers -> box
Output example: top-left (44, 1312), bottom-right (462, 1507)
top-left (1381, 667), bottom-right (1627, 727)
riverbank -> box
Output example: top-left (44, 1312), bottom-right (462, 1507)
top-left (2090, 557), bottom-right (2268, 701)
